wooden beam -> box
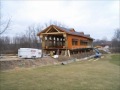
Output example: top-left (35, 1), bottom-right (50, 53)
top-left (53, 26), bottom-right (60, 32)
top-left (42, 36), bottom-right (45, 49)
top-left (46, 27), bottom-right (52, 33)
top-left (41, 32), bottom-right (65, 35)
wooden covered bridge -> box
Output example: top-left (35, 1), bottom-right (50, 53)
top-left (37, 25), bottom-right (94, 57)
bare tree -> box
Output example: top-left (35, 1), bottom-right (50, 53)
top-left (0, 17), bottom-right (11, 55)
top-left (0, 1), bottom-right (11, 35)
top-left (0, 36), bottom-right (11, 54)
top-left (113, 29), bottom-right (120, 41)
top-left (0, 1), bottom-right (11, 55)
top-left (0, 21), bottom-right (68, 54)
top-left (93, 39), bottom-right (107, 47)
top-left (0, 19), bottom-right (11, 35)
top-left (44, 20), bottom-right (68, 28)
top-left (111, 29), bottom-right (120, 53)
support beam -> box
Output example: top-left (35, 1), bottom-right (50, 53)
top-left (55, 37), bottom-right (57, 46)
top-left (68, 50), bottom-right (70, 57)
top-left (53, 26), bottom-right (60, 32)
top-left (41, 32), bottom-right (65, 35)
top-left (51, 36), bottom-right (54, 47)
top-left (46, 27), bottom-right (52, 33)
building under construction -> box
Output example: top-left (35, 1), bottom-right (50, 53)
top-left (37, 25), bottom-right (94, 57)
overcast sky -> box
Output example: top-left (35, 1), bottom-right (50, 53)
top-left (1, 0), bottom-right (120, 40)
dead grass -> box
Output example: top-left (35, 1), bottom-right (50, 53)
top-left (0, 54), bottom-right (120, 90)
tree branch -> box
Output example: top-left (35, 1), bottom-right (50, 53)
top-left (0, 19), bottom-right (11, 35)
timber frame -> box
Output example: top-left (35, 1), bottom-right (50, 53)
top-left (37, 25), bottom-right (94, 56)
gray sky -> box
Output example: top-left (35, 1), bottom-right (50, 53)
top-left (1, 0), bottom-right (120, 40)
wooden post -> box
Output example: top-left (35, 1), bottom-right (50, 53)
top-left (40, 34), bottom-right (45, 58)
top-left (55, 36), bottom-right (57, 47)
top-left (46, 36), bottom-right (49, 48)
top-left (51, 36), bottom-right (54, 47)
top-left (62, 37), bottom-right (63, 47)
top-left (42, 36), bottom-right (45, 49)
top-left (65, 50), bottom-right (67, 56)
top-left (61, 50), bottom-right (65, 55)
top-left (68, 50), bottom-right (70, 57)
top-left (63, 33), bottom-right (68, 56)
top-left (58, 37), bottom-right (60, 47)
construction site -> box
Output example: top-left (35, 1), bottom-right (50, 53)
top-left (0, 25), bottom-right (104, 71)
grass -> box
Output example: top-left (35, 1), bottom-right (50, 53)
top-left (0, 54), bottom-right (120, 90)
top-left (109, 54), bottom-right (120, 66)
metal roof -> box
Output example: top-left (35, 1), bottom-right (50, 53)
top-left (55, 25), bottom-right (93, 40)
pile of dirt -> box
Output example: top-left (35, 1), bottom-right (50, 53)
top-left (0, 57), bottom-right (58, 71)
top-left (57, 52), bottom-right (95, 62)
top-left (57, 55), bottom-right (74, 62)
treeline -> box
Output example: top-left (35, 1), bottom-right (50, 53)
top-left (111, 29), bottom-right (120, 53)
top-left (0, 21), bottom-right (67, 54)
top-left (93, 29), bottom-right (120, 53)
top-left (0, 25), bottom-right (41, 54)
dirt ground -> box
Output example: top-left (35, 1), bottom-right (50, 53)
top-left (0, 56), bottom-right (59, 71)
top-left (0, 52), bottom-right (96, 71)
top-left (0, 56), bottom-right (19, 61)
